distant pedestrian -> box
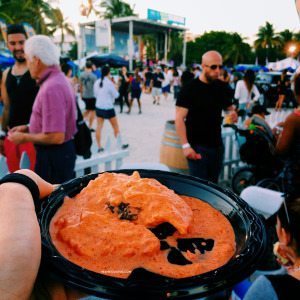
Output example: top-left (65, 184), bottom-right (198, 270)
top-left (128, 69), bottom-right (142, 114)
top-left (92, 63), bottom-right (101, 79)
top-left (118, 66), bottom-right (130, 113)
top-left (275, 69), bottom-right (297, 111)
top-left (151, 66), bottom-right (164, 105)
top-left (173, 68), bottom-right (181, 101)
top-left (94, 66), bottom-right (128, 152)
top-left (162, 66), bottom-right (173, 100)
top-left (143, 66), bottom-right (153, 94)
top-left (79, 61), bottom-right (97, 131)
top-left (234, 69), bottom-right (260, 119)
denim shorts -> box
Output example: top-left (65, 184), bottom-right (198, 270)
top-left (96, 108), bottom-right (116, 119)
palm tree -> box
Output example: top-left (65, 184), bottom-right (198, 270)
top-left (223, 33), bottom-right (251, 65)
top-left (49, 8), bottom-right (75, 52)
top-left (100, 0), bottom-right (136, 19)
top-left (80, 0), bottom-right (101, 17)
top-left (279, 29), bottom-right (294, 45)
top-left (0, 0), bottom-right (57, 35)
top-left (254, 22), bottom-right (281, 49)
top-left (254, 22), bottom-right (281, 63)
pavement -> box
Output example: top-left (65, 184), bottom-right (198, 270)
top-left (83, 92), bottom-right (176, 165)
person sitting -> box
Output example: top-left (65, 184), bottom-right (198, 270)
top-left (244, 195), bottom-right (300, 299)
top-left (244, 104), bottom-right (275, 145)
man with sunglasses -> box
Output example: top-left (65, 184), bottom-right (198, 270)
top-left (175, 50), bottom-right (237, 183)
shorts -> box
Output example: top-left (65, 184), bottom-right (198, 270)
top-left (131, 90), bottom-right (142, 100)
top-left (96, 108), bottom-right (116, 119)
top-left (82, 97), bottom-right (96, 110)
top-left (162, 85), bottom-right (170, 93)
top-left (152, 87), bottom-right (162, 97)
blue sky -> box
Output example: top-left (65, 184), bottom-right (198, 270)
top-left (60, 0), bottom-right (300, 43)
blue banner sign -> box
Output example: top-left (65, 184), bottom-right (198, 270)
top-left (147, 9), bottom-right (185, 26)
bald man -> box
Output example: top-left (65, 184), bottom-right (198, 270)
top-left (175, 51), bottom-right (237, 183)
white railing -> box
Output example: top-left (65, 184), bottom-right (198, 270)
top-left (0, 149), bottom-right (129, 179)
top-left (75, 149), bottom-right (129, 177)
top-left (220, 128), bottom-right (245, 184)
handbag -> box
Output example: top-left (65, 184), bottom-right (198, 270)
top-left (74, 102), bottom-right (92, 156)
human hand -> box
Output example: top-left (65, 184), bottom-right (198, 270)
top-left (183, 147), bottom-right (201, 160)
top-left (15, 169), bottom-right (55, 199)
top-left (7, 131), bottom-right (26, 145)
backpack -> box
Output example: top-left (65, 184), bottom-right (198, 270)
top-left (73, 102), bottom-right (92, 156)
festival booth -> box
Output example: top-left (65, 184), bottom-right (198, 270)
top-left (234, 64), bottom-right (268, 72)
top-left (89, 53), bottom-right (129, 68)
top-left (267, 57), bottom-right (300, 72)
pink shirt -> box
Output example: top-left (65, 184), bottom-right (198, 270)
top-left (29, 66), bottom-right (77, 142)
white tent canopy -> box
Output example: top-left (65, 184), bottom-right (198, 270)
top-left (267, 57), bottom-right (300, 71)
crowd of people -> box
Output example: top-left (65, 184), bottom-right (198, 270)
top-left (0, 23), bottom-right (300, 299)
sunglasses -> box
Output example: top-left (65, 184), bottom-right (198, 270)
top-left (205, 64), bottom-right (223, 70)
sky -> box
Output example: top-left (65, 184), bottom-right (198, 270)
top-left (58, 0), bottom-right (300, 44)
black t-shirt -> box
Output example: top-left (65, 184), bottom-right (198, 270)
top-left (152, 72), bottom-right (164, 88)
top-left (266, 274), bottom-right (300, 299)
top-left (278, 75), bottom-right (290, 96)
top-left (119, 73), bottom-right (129, 92)
top-left (145, 71), bottom-right (153, 81)
top-left (176, 78), bottom-right (233, 147)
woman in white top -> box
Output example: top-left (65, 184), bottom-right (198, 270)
top-left (234, 69), bottom-right (260, 116)
top-left (94, 66), bottom-right (128, 152)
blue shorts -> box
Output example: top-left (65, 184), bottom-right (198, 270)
top-left (162, 85), bottom-right (170, 93)
top-left (96, 108), bottom-right (116, 119)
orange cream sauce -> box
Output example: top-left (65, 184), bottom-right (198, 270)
top-left (50, 172), bottom-right (235, 279)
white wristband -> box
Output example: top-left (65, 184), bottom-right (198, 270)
top-left (182, 143), bottom-right (191, 149)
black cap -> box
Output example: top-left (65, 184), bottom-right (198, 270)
top-left (249, 104), bottom-right (270, 116)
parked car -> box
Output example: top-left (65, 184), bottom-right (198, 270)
top-left (255, 71), bottom-right (291, 107)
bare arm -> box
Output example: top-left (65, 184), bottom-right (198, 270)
top-left (8, 130), bottom-right (65, 145)
top-left (1, 69), bottom-right (10, 131)
top-left (175, 106), bottom-right (189, 145)
top-left (276, 116), bottom-right (295, 155)
top-left (175, 106), bottom-right (201, 160)
top-left (0, 169), bottom-right (54, 300)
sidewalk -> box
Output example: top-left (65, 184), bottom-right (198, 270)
top-left (86, 92), bottom-right (176, 165)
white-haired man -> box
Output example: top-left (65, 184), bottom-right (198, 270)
top-left (175, 51), bottom-right (237, 183)
top-left (8, 35), bottom-right (77, 184)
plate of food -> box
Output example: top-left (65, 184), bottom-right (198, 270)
top-left (39, 170), bottom-right (266, 299)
